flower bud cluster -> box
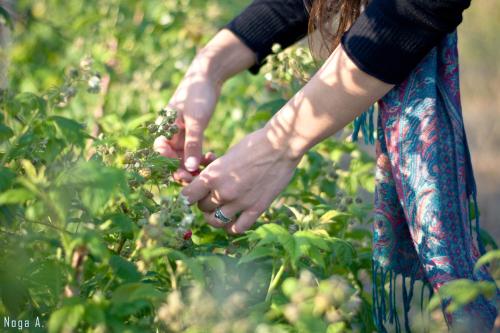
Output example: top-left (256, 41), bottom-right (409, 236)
top-left (152, 106), bottom-right (179, 140)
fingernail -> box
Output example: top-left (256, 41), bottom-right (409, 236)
top-left (184, 156), bottom-right (198, 172)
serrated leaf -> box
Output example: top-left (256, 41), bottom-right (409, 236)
top-left (248, 224), bottom-right (294, 257)
top-left (292, 231), bottom-right (330, 268)
top-left (109, 255), bottom-right (141, 282)
top-left (50, 116), bottom-right (89, 146)
top-left (331, 237), bottom-right (356, 266)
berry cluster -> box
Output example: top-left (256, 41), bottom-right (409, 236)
top-left (151, 106), bottom-right (179, 140)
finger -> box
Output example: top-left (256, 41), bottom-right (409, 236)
top-left (197, 192), bottom-right (220, 212)
top-left (201, 152), bottom-right (216, 166)
top-left (205, 203), bottom-right (242, 228)
top-left (154, 136), bottom-right (179, 158)
top-left (181, 175), bottom-right (210, 205)
top-left (226, 209), bottom-right (262, 235)
top-left (183, 117), bottom-right (204, 172)
top-left (202, 212), bottom-right (225, 229)
top-left (173, 169), bottom-right (193, 184)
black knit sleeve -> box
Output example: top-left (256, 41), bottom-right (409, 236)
top-left (341, 0), bottom-right (471, 84)
top-left (225, 0), bottom-right (311, 74)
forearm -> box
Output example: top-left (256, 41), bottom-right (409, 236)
top-left (189, 29), bottom-right (256, 87)
top-left (265, 44), bottom-right (394, 160)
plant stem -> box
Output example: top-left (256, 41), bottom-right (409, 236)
top-left (265, 258), bottom-right (288, 303)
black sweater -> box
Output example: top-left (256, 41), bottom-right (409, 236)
top-left (226, 0), bottom-right (471, 84)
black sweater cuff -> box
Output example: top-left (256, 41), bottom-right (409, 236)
top-left (341, 0), bottom-right (470, 84)
top-left (225, 0), bottom-right (310, 74)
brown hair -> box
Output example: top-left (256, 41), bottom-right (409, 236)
top-left (307, 0), bottom-right (367, 56)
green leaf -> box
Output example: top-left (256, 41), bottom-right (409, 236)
top-left (331, 238), bottom-right (356, 266)
top-left (117, 135), bottom-right (141, 150)
top-left (14, 92), bottom-right (47, 116)
top-left (0, 166), bottom-right (15, 192)
top-left (111, 283), bottom-right (162, 305)
top-left (239, 246), bottom-right (273, 264)
top-left (59, 161), bottom-right (128, 215)
top-left (101, 213), bottom-right (137, 238)
top-left (48, 303), bottom-right (85, 333)
top-left (320, 210), bottom-right (349, 223)
top-left (0, 123), bottom-right (14, 141)
top-left (428, 279), bottom-right (497, 312)
top-left (110, 283), bottom-right (163, 318)
top-left (109, 255), bottom-right (141, 282)
top-left (248, 224), bottom-right (294, 258)
top-left (0, 188), bottom-right (35, 205)
top-left (292, 231), bottom-right (331, 268)
top-left (474, 249), bottom-right (500, 271)
top-left (145, 154), bottom-right (179, 173)
top-left (50, 116), bottom-right (89, 146)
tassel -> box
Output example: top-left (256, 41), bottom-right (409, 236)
top-left (352, 105), bottom-right (376, 144)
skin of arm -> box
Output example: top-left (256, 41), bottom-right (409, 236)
top-left (182, 42), bottom-right (394, 234)
top-left (153, 29), bottom-right (255, 183)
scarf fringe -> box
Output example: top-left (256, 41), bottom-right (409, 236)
top-left (372, 261), bottom-right (433, 333)
top-left (352, 105), bottom-right (375, 145)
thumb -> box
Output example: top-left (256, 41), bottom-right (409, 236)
top-left (183, 117), bottom-right (204, 172)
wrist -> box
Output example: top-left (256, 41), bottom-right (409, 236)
top-left (188, 49), bottom-right (226, 89)
top-left (262, 115), bottom-right (310, 163)
top-left (189, 29), bottom-right (255, 87)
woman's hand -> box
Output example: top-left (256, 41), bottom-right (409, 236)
top-left (153, 66), bottom-right (220, 184)
top-left (181, 127), bottom-right (300, 234)
top-left (153, 29), bottom-right (256, 184)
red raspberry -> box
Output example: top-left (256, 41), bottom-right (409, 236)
top-left (189, 169), bottom-right (201, 176)
top-left (183, 230), bottom-right (193, 240)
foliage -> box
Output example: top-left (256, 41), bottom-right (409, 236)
top-left (0, 1), bottom-right (497, 333)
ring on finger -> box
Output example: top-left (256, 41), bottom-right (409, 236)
top-left (214, 207), bottom-right (232, 224)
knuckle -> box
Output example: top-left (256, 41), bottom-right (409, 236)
top-left (199, 173), bottom-right (215, 188)
top-left (219, 187), bottom-right (238, 202)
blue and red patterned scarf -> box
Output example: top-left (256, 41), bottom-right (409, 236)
top-left (354, 32), bottom-right (498, 332)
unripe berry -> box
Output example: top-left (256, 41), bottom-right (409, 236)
top-left (167, 115), bottom-right (176, 124)
top-left (147, 124), bottom-right (158, 133)
top-left (138, 167), bottom-right (152, 179)
top-left (170, 124), bottom-right (179, 134)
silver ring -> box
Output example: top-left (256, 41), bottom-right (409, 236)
top-left (214, 207), bottom-right (232, 224)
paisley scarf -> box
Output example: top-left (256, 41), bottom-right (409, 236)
top-left (354, 31), bottom-right (498, 332)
